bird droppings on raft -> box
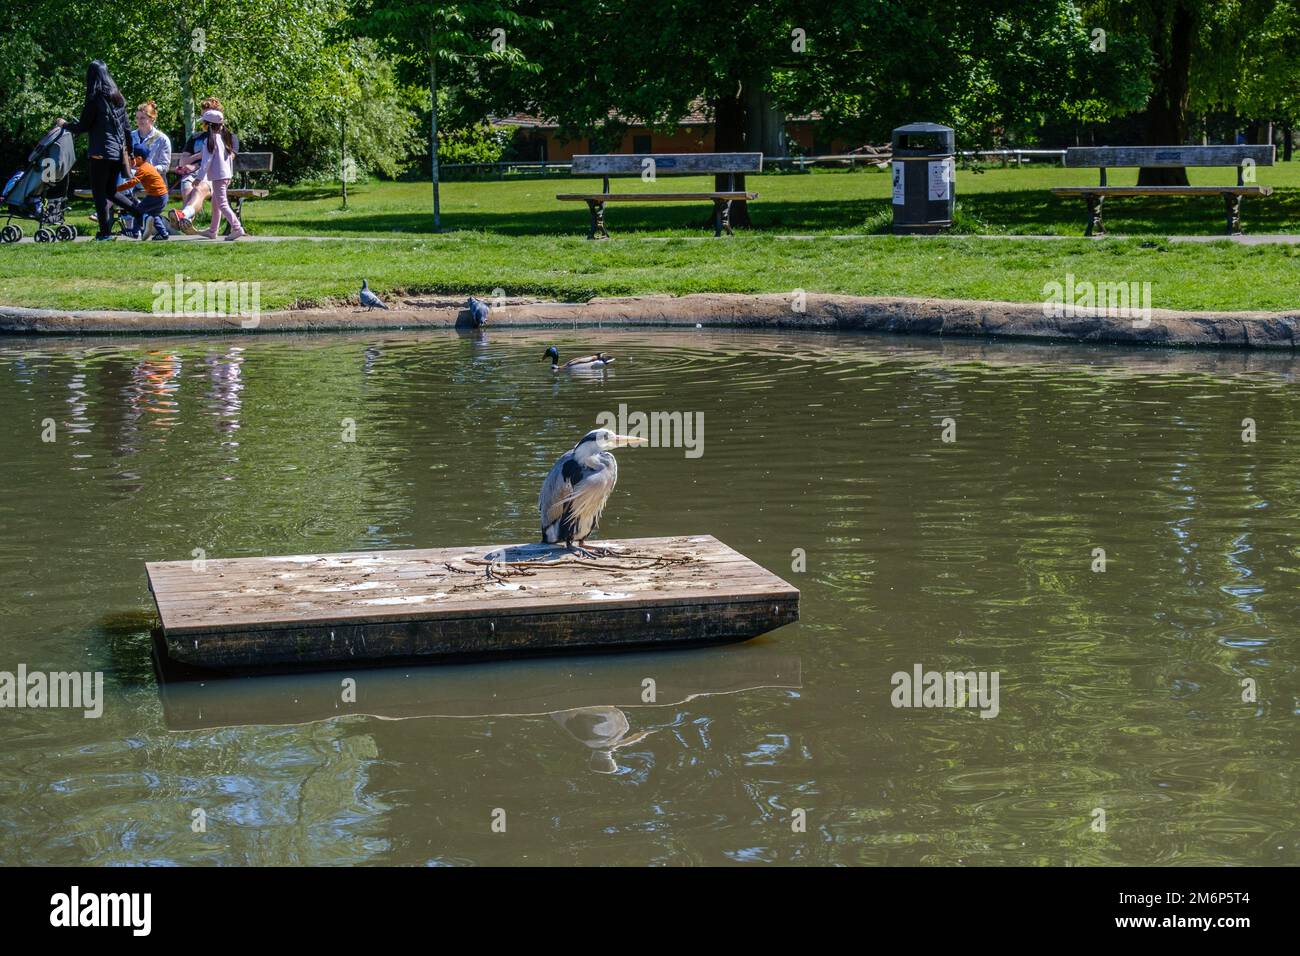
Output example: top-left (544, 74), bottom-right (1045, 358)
top-left (145, 535), bottom-right (799, 671)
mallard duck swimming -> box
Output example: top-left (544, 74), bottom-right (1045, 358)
top-left (544, 346), bottom-right (614, 371)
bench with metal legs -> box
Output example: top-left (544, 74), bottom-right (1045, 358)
top-left (1050, 146), bottom-right (1275, 236)
top-left (558, 153), bottom-right (762, 238)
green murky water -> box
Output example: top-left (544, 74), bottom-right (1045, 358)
top-left (0, 329), bottom-right (1296, 865)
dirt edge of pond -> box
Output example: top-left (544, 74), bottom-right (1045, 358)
top-left (3, 293), bottom-right (1299, 348)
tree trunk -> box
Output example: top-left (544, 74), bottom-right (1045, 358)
top-left (1137, 0), bottom-right (1195, 186)
top-left (176, 16), bottom-right (196, 138)
top-left (429, 49), bottom-right (441, 231)
top-left (712, 89), bottom-right (751, 228)
top-left (744, 80), bottom-right (784, 157)
top-left (180, 71), bottom-right (195, 140)
top-left (1284, 126), bottom-right (1293, 162)
top-left (340, 113), bottom-right (348, 208)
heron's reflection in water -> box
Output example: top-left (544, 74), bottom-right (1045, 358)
top-left (155, 642), bottom-right (801, 775)
top-left (551, 706), bottom-right (655, 774)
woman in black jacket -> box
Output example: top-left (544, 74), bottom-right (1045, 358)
top-left (56, 61), bottom-right (133, 240)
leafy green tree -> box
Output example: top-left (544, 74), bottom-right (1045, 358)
top-left (0, 0), bottom-right (111, 165)
top-left (776, 1), bottom-right (1149, 147)
top-left (0, 0), bottom-right (418, 182)
top-left (508, 0), bottom-right (810, 226)
top-left (111, 0), bottom-right (343, 139)
top-left (347, 0), bottom-right (549, 228)
top-left (506, 0), bottom-right (1145, 226)
top-left (1088, 0), bottom-right (1202, 183)
top-left (438, 124), bottom-right (513, 165)
top-left (1199, 0), bottom-right (1300, 145)
top-left (310, 38), bottom-right (420, 199)
top-left (1087, 0), bottom-right (1300, 183)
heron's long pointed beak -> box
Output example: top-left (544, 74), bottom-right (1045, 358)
top-left (612, 434), bottom-right (649, 447)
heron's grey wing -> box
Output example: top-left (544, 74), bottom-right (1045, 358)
top-left (539, 453), bottom-right (580, 533)
top-left (559, 459), bottom-right (617, 530)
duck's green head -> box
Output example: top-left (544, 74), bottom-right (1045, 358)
top-left (544, 346), bottom-right (560, 362)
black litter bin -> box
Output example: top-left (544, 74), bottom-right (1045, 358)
top-left (891, 122), bottom-right (955, 234)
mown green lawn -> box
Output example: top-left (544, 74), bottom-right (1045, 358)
top-left (251, 163), bottom-right (1300, 238)
top-left (3, 164), bottom-right (1300, 313)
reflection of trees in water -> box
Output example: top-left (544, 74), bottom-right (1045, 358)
top-left (0, 680), bottom-right (393, 865)
top-left (3, 334), bottom-right (1300, 864)
top-left (173, 724), bottom-right (392, 866)
top-left (148, 642), bottom-right (802, 862)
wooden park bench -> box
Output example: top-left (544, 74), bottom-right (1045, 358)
top-left (76, 151), bottom-right (274, 223)
top-left (1051, 145), bottom-right (1274, 236)
top-left (558, 152), bottom-right (761, 238)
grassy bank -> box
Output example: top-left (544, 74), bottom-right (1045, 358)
top-left (3, 166), bottom-right (1300, 314)
top-left (211, 163), bottom-right (1300, 238)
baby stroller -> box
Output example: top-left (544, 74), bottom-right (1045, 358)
top-left (1, 127), bottom-right (76, 243)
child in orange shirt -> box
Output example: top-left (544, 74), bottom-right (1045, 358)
top-left (115, 145), bottom-right (170, 239)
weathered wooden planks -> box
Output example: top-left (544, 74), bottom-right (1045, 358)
top-left (556, 192), bottom-right (758, 201)
top-left (1064, 145), bottom-right (1275, 168)
top-left (146, 535), bottom-right (799, 670)
top-left (571, 152), bottom-right (763, 175)
top-left (1050, 185), bottom-right (1273, 196)
top-left (75, 187), bottom-right (268, 201)
top-left (231, 152), bottom-right (275, 173)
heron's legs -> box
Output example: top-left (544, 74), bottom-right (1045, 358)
top-left (571, 539), bottom-right (623, 559)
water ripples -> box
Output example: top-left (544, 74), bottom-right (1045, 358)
top-left (0, 330), bottom-right (1296, 865)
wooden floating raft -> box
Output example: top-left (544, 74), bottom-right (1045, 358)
top-left (146, 535), bottom-right (799, 671)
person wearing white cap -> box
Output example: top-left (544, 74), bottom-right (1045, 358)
top-left (169, 97), bottom-right (240, 235)
top-left (187, 107), bottom-right (245, 240)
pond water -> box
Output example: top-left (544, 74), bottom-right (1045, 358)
top-left (0, 329), bottom-right (1296, 866)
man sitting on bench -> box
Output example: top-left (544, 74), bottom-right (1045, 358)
top-left (168, 96), bottom-right (239, 235)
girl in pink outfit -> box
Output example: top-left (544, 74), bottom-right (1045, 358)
top-left (193, 109), bottom-right (245, 240)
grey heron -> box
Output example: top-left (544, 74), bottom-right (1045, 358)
top-left (540, 428), bottom-right (646, 552)
top-left (544, 347), bottom-right (615, 372)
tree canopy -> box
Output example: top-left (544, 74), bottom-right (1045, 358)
top-left (2, 0), bottom-right (1296, 190)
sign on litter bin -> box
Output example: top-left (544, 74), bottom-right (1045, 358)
top-left (891, 122), bottom-right (955, 234)
top-left (927, 158), bottom-right (953, 200)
